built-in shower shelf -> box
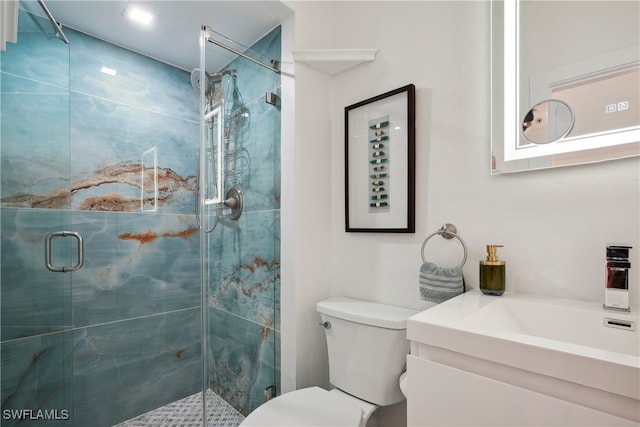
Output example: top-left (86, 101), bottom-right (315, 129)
top-left (292, 49), bottom-right (377, 76)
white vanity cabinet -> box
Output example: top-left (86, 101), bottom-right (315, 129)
top-left (406, 344), bottom-right (637, 426)
top-left (405, 291), bottom-right (640, 426)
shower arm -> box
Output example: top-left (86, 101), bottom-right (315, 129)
top-left (204, 26), bottom-right (280, 75)
top-left (37, 0), bottom-right (69, 44)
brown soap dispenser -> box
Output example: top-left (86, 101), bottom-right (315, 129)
top-left (480, 244), bottom-right (505, 295)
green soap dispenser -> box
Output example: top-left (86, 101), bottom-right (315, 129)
top-left (480, 244), bottom-right (505, 295)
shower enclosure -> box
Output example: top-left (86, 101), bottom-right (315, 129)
top-left (199, 24), bottom-right (282, 422)
top-left (1, 6), bottom-right (281, 427)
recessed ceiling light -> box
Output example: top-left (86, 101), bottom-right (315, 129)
top-left (101, 66), bottom-right (117, 76)
top-left (127, 6), bottom-right (153, 26)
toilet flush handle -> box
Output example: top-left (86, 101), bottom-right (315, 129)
top-left (318, 321), bottom-right (331, 329)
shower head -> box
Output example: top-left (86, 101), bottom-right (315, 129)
top-left (190, 68), bottom-right (202, 92)
top-left (190, 68), bottom-right (225, 94)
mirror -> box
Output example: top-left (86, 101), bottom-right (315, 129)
top-left (522, 100), bottom-right (574, 145)
top-left (491, 0), bottom-right (640, 174)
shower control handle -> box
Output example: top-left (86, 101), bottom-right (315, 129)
top-left (223, 197), bottom-right (238, 209)
top-left (224, 187), bottom-right (243, 220)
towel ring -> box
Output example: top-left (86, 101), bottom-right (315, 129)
top-left (421, 223), bottom-right (468, 268)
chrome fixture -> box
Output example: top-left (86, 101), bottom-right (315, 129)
top-left (420, 223), bottom-right (468, 268)
top-left (318, 321), bottom-right (331, 329)
top-left (265, 91), bottom-right (280, 109)
top-left (603, 317), bottom-right (636, 331)
top-left (45, 231), bottom-right (84, 272)
top-left (37, 0), bottom-right (69, 44)
top-left (604, 244), bottom-right (632, 312)
top-left (264, 385), bottom-right (277, 402)
top-left (197, 26), bottom-right (270, 232)
top-left (203, 26), bottom-right (280, 75)
top-left (224, 187), bottom-right (243, 220)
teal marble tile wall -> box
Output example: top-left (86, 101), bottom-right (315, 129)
top-left (70, 211), bottom-right (200, 327)
top-left (1, 10), bottom-right (202, 427)
top-left (0, 11), bottom-right (69, 89)
top-left (1, 209), bottom-right (72, 341)
top-left (72, 308), bottom-right (201, 426)
top-left (1, 330), bottom-right (74, 427)
top-left (208, 306), bottom-right (277, 415)
top-left (207, 26), bottom-right (282, 416)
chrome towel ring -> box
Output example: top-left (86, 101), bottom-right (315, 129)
top-left (420, 223), bottom-right (468, 268)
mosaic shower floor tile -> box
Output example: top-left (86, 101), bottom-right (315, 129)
top-left (113, 390), bottom-right (244, 427)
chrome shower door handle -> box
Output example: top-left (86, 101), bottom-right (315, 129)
top-left (45, 231), bottom-right (84, 272)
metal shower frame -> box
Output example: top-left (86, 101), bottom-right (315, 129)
top-left (203, 25), bottom-right (280, 75)
top-left (37, 0), bottom-right (69, 44)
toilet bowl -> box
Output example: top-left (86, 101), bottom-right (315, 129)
top-left (239, 297), bottom-right (418, 427)
top-left (399, 372), bottom-right (408, 398)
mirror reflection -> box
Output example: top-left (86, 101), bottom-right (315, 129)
top-left (491, 0), bottom-right (640, 174)
top-left (522, 100), bottom-right (574, 145)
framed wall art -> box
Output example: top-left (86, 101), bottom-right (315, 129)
top-left (345, 84), bottom-right (415, 233)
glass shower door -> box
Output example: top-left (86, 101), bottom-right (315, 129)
top-left (4, 7), bottom-right (205, 426)
top-left (1, 9), bottom-right (74, 426)
top-left (200, 26), bottom-right (282, 424)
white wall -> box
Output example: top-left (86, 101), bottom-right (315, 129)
top-left (282, 0), bottom-right (640, 396)
top-left (281, 1), bottom-right (334, 394)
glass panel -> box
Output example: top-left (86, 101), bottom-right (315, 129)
top-left (3, 7), bottom-right (203, 426)
top-left (1, 9), bottom-right (73, 426)
top-left (66, 18), bottom-right (201, 427)
top-left (201, 26), bottom-right (281, 424)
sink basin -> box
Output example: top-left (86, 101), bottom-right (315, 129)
top-left (407, 290), bottom-right (640, 421)
top-left (461, 295), bottom-right (639, 357)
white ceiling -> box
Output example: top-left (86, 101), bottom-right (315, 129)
top-left (19, 0), bottom-right (293, 72)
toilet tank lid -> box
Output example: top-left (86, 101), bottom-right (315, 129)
top-left (316, 297), bottom-right (419, 330)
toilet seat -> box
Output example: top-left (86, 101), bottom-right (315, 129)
top-left (240, 386), bottom-right (376, 427)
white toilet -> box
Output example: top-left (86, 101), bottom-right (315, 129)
top-left (241, 296), bottom-right (418, 427)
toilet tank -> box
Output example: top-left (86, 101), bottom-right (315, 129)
top-left (316, 297), bottom-right (418, 406)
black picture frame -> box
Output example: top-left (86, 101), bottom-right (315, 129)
top-left (345, 84), bottom-right (415, 233)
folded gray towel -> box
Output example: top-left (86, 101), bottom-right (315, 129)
top-left (419, 261), bottom-right (465, 303)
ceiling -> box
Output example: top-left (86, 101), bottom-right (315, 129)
top-left (19, 0), bottom-right (293, 72)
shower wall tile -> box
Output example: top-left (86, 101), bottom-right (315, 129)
top-left (67, 29), bottom-right (198, 122)
top-left (1, 92), bottom-right (70, 205)
top-left (228, 27), bottom-right (281, 107)
top-left (0, 209), bottom-right (72, 341)
top-left (1, 72), bottom-right (67, 95)
top-left (0, 11), bottom-right (69, 89)
top-left (69, 92), bottom-right (198, 214)
top-left (1, 331), bottom-right (73, 426)
top-left (214, 27), bottom-right (281, 213)
top-left (72, 308), bottom-right (201, 427)
top-left (14, 9), bottom-right (59, 36)
top-left (2, 28), bottom-right (199, 214)
top-left (240, 100), bottom-right (280, 213)
top-left (0, 10), bottom-right (70, 208)
top-left (208, 307), bottom-right (276, 416)
top-left (207, 26), bottom-right (282, 410)
top-left (209, 210), bottom-right (279, 328)
top-left (71, 211), bottom-right (200, 327)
